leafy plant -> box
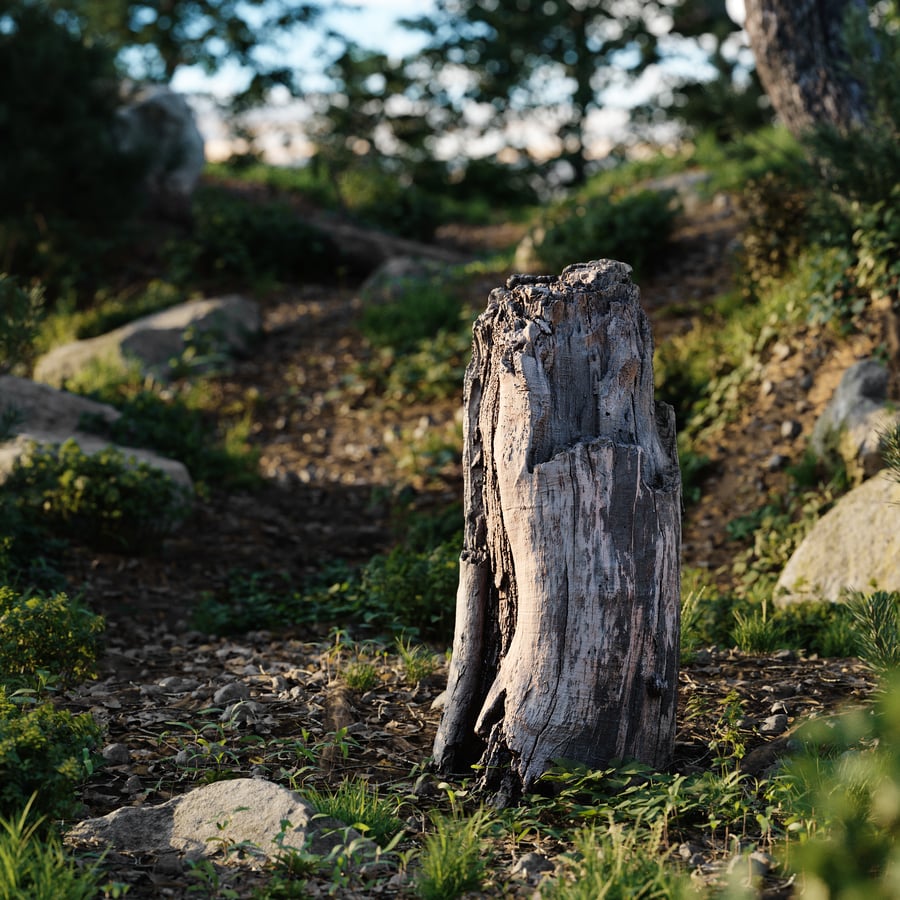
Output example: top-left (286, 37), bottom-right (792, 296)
top-left (771, 674), bottom-right (900, 898)
top-left (416, 808), bottom-right (491, 900)
top-left (0, 587), bottom-right (103, 688)
top-left (166, 187), bottom-right (345, 289)
top-left (396, 637), bottom-right (440, 684)
top-left (80, 384), bottom-right (260, 490)
top-left (0, 796), bottom-right (101, 899)
top-left (846, 590), bottom-right (900, 675)
top-left (0, 690), bottom-right (101, 820)
top-left (342, 660), bottom-right (379, 693)
top-left (533, 189), bottom-right (680, 279)
top-left (541, 819), bottom-right (690, 900)
top-left (3, 439), bottom-right (190, 552)
top-left (304, 777), bottom-right (403, 848)
top-left (0, 275), bottom-right (43, 375)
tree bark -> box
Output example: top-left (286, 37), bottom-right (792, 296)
top-left (433, 260), bottom-right (681, 802)
top-left (743, 0), bottom-right (871, 136)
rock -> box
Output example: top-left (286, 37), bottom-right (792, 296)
top-left (810, 359), bottom-right (900, 482)
top-left (116, 85), bottom-right (205, 220)
top-left (775, 471), bottom-right (900, 604)
top-left (101, 743), bottom-right (132, 765)
top-left (65, 778), bottom-right (370, 863)
top-left (0, 375), bottom-right (193, 493)
top-left (357, 256), bottom-right (447, 304)
top-left (213, 682), bottom-right (251, 705)
top-left (508, 851), bottom-right (554, 883)
top-left (780, 420), bottom-right (801, 440)
top-left (33, 296), bottom-right (261, 388)
top-left (760, 714), bottom-right (789, 735)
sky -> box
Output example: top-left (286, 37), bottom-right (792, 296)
top-left (175, 0), bottom-right (749, 164)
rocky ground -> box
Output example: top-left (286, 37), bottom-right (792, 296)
top-left (55, 195), bottom-right (889, 897)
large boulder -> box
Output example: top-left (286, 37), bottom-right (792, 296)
top-left (0, 375), bottom-right (192, 492)
top-left (116, 85), bottom-right (205, 219)
top-left (810, 359), bottom-right (900, 483)
top-left (33, 296), bottom-right (260, 388)
top-left (775, 471), bottom-right (900, 604)
top-left (66, 778), bottom-right (369, 864)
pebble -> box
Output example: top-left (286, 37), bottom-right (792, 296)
top-left (765, 453), bottom-right (790, 470)
top-left (101, 743), bottom-right (132, 765)
top-left (508, 852), bottom-right (554, 883)
top-left (213, 682), bottom-right (251, 705)
top-left (780, 420), bottom-right (802, 440)
top-left (124, 774), bottom-right (143, 794)
top-left (727, 850), bottom-right (774, 879)
top-left (760, 714), bottom-right (789, 735)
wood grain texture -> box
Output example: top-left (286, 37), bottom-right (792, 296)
top-left (433, 260), bottom-right (681, 798)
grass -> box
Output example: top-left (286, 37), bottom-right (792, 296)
top-left (416, 808), bottom-right (492, 900)
top-left (0, 797), bottom-right (101, 899)
top-left (303, 777), bottom-right (403, 847)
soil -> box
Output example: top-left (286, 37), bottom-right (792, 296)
top-left (55, 193), bottom-right (895, 897)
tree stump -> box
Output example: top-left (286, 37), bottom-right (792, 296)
top-left (433, 260), bottom-right (681, 802)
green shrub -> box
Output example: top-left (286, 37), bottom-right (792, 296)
top-left (0, 797), bottom-right (101, 898)
top-left (4, 439), bottom-right (190, 552)
top-left (416, 809), bottom-right (491, 900)
top-left (167, 187), bottom-right (345, 288)
top-left (0, 588), bottom-right (103, 688)
top-left (773, 675), bottom-right (900, 897)
top-left (80, 387), bottom-right (260, 490)
top-left (737, 171), bottom-right (813, 290)
top-left (0, 690), bottom-right (101, 821)
top-left (304, 777), bottom-right (403, 847)
top-left (194, 538), bottom-right (460, 641)
top-left (337, 163), bottom-right (443, 240)
top-left (846, 590), bottom-right (900, 674)
top-left (0, 276), bottom-right (43, 375)
top-left (533, 189), bottom-right (680, 278)
top-left (0, 3), bottom-right (146, 293)
top-left (361, 281), bottom-right (467, 355)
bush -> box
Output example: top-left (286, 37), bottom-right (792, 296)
top-left (0, 276), bottom-right (43, 375)
top-left (0, 690), bottom-right (101, 821)
top-left (532, 189), bottom-right (680, 278)
top-left (0, 588), bottom-right (103, 689)
top-left (4, 439), bottom-right (190, 552)
top-left (0, 2), bottom-right (146, 292)
top-left (167, 188), bottom-right (345, 287)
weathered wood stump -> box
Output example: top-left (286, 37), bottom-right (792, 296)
top-left (433, 260), bottom-right (681, 802)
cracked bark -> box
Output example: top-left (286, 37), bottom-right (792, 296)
top-left (743, 0), bottom-right (871, 137)
top-left (433, 260), bottom-right (681, 800)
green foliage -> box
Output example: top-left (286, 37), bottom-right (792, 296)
top-left (850, 184), bottom-right (900, 302)
top-left (0, 690), bottom-right (101, 821)
top-left (0, 276), bottom-right (44, 375)
top-left (772, 675), bottom-right (900, 898)
top-left (193, 538), bottom-right (459, 642)
top-left (416, 808), bottom-right (491, 900)
top-left (360, 281), bottom-right (468, 356)
top-left (396, 637), bottom-right (439, 684)
top-left (80, 384), bottom-right (260, 490)
top-left (883, 420), bottom-right (900, 482)
top-left (0, 2), bottom-right (146, 293)
top-left (533, 189), bottom-right (680, 279)
top-left (541, 820), bottom-right (690, 900)
top-left (729, 472), bottom-right (846, 601)
top-left (311, 539), bottom-right (460, 642)
top-left (736, 171), bottom-right (814, 290)
top-left (166, 187), bottom-right (346, 288)
top-left (341, 660), bottom-right (379, 693)
top-left (3, 439), bottom-right (190, 552)
top-left (0, 796), bottom-right (101, 899)
top-left (304, 777), bottom-right (402, 847)
top-left (0, 587), bottom-right (103, 689)
top-left (846, 590), bottom-right (900, 675)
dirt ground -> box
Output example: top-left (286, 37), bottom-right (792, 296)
top-left (56, 196), bottom-right (891, 896)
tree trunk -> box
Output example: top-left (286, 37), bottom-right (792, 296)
top-left (743, 0), bottom-right (871, 136)
top-left (433, 260), bottom-right (681, 803)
